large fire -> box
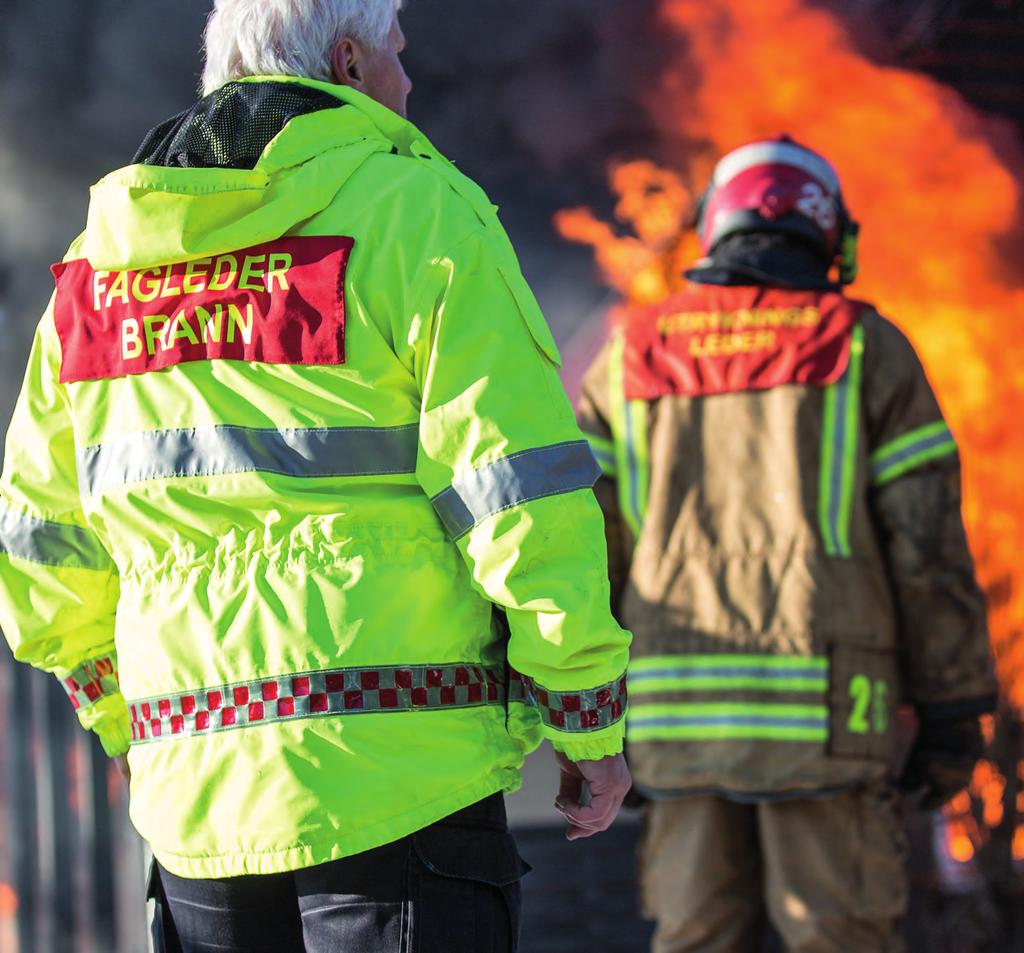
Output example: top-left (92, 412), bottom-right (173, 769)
top-left (557, 0), bottom-right (1024, 864)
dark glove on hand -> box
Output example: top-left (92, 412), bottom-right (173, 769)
top-left (900, 715), bottom-right (985, 810)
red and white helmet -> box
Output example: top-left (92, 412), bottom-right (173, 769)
top-left (697, 136), bottom-right (855, 267)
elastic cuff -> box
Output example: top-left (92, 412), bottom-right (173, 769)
top-left (78, 694), bottom-right (132, 756)
top-left (546, 721), bottom-right (625, 762)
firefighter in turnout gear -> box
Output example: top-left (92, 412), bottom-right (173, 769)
top-left (578, 137), bottom-right (997, 953)
top-left (0, 2), bottom-right (631, 949)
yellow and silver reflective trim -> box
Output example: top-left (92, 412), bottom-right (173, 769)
top-left (870, 421), bottom-right (956, 486)
top-left (0, 508), bottom-right (114, 571)
top-left (431, 440), bottom-right (601, 540)
top-left (582, 430), bottom-right (617, 477)
top-left (627, 702), bottom-right (829, 742)
top-left (608, 333), bottom-right (649, 537)
top-left (78, 423), bottom-right (420, 496)
top-left (818, 323), bottom-right (865, 557)
top-left (630, 654), bottom-right (828, 694)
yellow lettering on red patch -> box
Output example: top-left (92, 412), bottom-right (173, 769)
top-left (122, 318), bottom-right (143, 360)
top-left (52, 237), bottom-right (353, 383)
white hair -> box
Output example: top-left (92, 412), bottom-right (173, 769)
top-left (201, 0), bottom-right (403, 95)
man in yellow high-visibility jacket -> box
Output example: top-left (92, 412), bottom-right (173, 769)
top-left (0, 2), bottom-right (631, 949)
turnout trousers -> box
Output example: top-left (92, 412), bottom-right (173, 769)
top-left (150, 794), bottom-right (527, 953)
top-left (639, 788), bottom-right (908, 953)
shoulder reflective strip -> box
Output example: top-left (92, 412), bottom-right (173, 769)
top-left (0, 509), bottom-right (114, 571)
top-left (60, 655), bottom-right (119, 710)
top-left (78, 423), bottom-right (419, 496)
top-left (870, 421), bottom-right (956, 486)
top-left (627, 702), bottom-right (829, 742)
top-left (129, 662), bottom-right (507, 744)
top-left (818, 323), bottom-right (864, 557)
top-left (430, 441), bottom-right (600, 541)
top-left (608, 335), bottom-right (649, 537)
top-left (510, 669), bottom-right (627, 732)
top-left (583, 432), bottom-right (617, 477)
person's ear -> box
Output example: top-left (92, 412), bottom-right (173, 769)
top-left (330, 39), bottom-right (365, 89)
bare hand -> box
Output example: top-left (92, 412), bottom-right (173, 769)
top-left (114, 754), bottom-right (131, 784)
top-left (553, 751), bottom-right (631, 841)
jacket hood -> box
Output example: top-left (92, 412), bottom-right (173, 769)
top-left (79, 77), bottom-right (433, 272)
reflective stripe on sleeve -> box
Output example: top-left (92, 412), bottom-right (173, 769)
top-left (0, 509), bottom-right (114, 571)
top-left (630, 654), bottom-right (828, 695)
top-left (511, 669), bottom-right (627, 732)
top-left (627, 702), bottom-right (829, 743)
top-left (130, 662), bottom-right (508, 744)
top-left (430, 441), bottom-right (600, 540)
top-left (818, 323), bottom-right (864, 558)
top-left (78, 423), bottom-right (419, 496)
top-left (582, 431), bottom-right (617, 477)
top-left (60, 654), bottom-right (120, 710)
top-left (870, 421), bottom-right (956, 486)
top-left (608, 334), bottom-right (649, 537)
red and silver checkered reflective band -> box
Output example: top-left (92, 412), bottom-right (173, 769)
top-left (61, 655), bottom-right (120, 711)
top-left (510, 670), bottom-right (627, 732)
top-left (129, 663), bottom-right (508, 744)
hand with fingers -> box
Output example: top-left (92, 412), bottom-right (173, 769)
top-left (553, 751), bottom-right (632, 841)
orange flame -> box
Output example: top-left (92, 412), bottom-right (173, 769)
top-left (558, 0), bottom-right (1024, 705)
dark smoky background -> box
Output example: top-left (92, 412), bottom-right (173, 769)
top-left (0, 0), bottom-right (665, 425)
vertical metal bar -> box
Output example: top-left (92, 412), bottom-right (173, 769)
top-left (43, 681), bottom-right (76, 953)
top-left (84, 737), bottom-right (116, 953)
top-left (10, 663), bottom-right (39, 953)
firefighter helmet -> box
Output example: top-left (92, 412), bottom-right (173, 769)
top-left (696, 136), bottom-right (860, 284)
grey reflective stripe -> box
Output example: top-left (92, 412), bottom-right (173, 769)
top-left (431, 441), bottom-right (601, 540)
top-left (0, 509), bottom-right (114, 571)
top-left (78, 424), bottom-right (419, 496)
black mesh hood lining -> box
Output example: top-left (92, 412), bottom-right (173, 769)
top-left (133, 82), bottom-right (344, 170)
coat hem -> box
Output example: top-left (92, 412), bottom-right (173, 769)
top-left (150, 768), bottom-right (520, 879)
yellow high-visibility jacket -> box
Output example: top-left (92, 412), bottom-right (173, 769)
top-left (0, 77), bottom-right (630, 878)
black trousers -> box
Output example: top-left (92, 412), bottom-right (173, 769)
top-left (150, 794), bottom-right (528, 953)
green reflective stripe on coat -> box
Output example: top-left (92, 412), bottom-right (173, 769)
top-left (430, 441), bottom-right (600, 539)
top-left (630, 654), bottom-right (828, 695)
top-left (627, 702), bottom-right (829, 742)
top-left (60, 654), bottom-right (120, 711)
top-left (79, 423), bottom-right (419, 496)
top-left (583, 431), bottom-right (616, 477)
top-left (608, 334), bottom-right (650, 537)
top-left (870, 421), bottom-right (956, 486)
top-left (0, 508), bottom-right (114, 571)
top-left (818, 323), bottom-right (864, 557)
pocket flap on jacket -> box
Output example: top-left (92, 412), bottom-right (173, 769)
top-left (499, 266), bottom-right (563, 368)
top-left (413, 826), bottom-right (530, 887)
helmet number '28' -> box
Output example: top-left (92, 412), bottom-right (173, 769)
top-left (847, 674), bottom-right (888, 735)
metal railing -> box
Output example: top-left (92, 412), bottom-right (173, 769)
top-left (0, 654), bottom-right (148, 953)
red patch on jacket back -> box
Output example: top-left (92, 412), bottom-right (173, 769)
top-left (623, 286), bottom-right (862, 399)
top-left (52, 236), bottom-right (354, 384)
